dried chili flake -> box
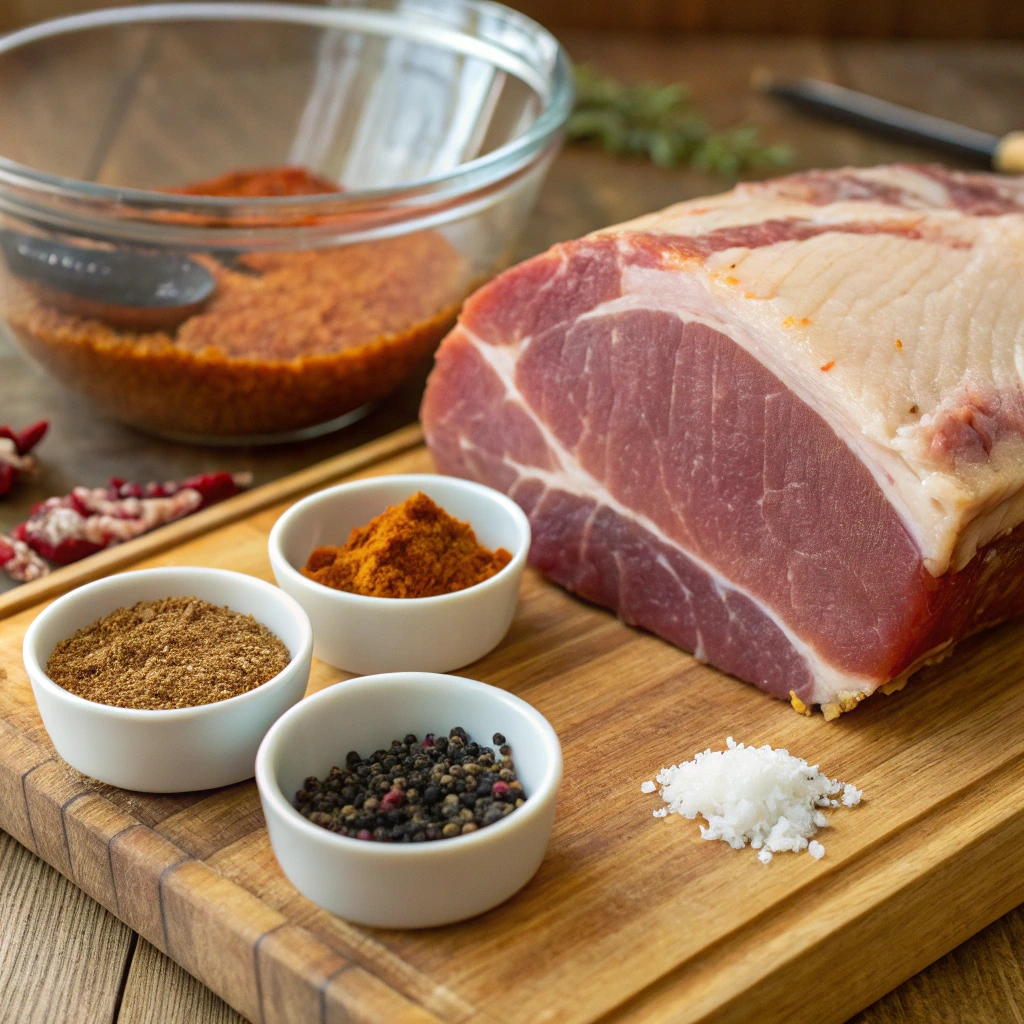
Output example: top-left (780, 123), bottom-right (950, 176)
top-left (1, 470), bottom-right (250, 580)
top-left (0, 419), bottom-right (48, 497)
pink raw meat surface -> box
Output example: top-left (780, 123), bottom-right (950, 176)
top-left (421, 164), bottom-right (1024, 717)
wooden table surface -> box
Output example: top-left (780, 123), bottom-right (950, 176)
top-left (2, 28), bottom-right (1023, 1024)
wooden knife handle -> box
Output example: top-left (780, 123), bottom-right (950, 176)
top-left (994, 131), bottom-right (1024, 174)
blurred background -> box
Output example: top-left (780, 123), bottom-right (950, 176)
top-left (0, 0), bottom-right (1020, 36)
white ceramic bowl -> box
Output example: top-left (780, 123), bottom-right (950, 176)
top-left (255, 672), bottom-right (562, 928)
top-left (23, 567), bottom-right (313, 793)
top-left (268, 474), bottom-right (530, 673)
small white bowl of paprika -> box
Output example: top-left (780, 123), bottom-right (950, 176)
top-left (23, 566), bottom-right (313, 793)
top-left (268, 474), bottom-right (530, 674)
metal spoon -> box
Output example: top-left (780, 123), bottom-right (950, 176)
top-left (0, 229), bottom-right (216, 331)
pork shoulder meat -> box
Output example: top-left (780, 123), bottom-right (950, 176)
top-left (421, 164), bottom-right (1024, 718)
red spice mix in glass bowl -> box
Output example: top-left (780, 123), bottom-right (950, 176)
top-left (5, 168), bottom-right (470, 442)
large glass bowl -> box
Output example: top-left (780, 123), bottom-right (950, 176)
top-left (0, 1), bottom-right (572, 443)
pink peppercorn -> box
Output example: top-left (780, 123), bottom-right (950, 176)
top-left (492, 781), bottom-right (510, 798)
top-left (356, 829), bottom-right (374, 841)
top-left (381, 789), bottom-right (405, 810)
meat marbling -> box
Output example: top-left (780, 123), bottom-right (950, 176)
top-left (421, 164), bottom-right (1024, 717)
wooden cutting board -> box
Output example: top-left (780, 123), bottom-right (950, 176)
top-left (2, 428), bottom-right (1024, 1024)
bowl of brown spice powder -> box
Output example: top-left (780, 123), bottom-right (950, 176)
top-left (23, 566), bottom-right (313, 792)
top-left (0, 2), bottom-right (572, 442)
top-left (269, 474), bottom-right (530, 673)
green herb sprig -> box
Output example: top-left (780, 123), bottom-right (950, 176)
top-left (566, 65), bottom-right (791, 176)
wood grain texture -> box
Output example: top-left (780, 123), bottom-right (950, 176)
top-left (5, 441), bottom-right (1024, 1023)
top-left (854, 913), bottom-right (1024, 1024)
top-left (6, 818), bottom-right (1024, 1024)
top-left (0, 829), bottom-right (133, 1024)
top-left (119, 938), bottom-right (246, 1024)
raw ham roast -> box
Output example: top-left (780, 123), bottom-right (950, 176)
top-left (421, 164), bottom-right (1024, 717)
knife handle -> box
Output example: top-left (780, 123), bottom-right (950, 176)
top-left (995, 132), bottom-right (1024, 174)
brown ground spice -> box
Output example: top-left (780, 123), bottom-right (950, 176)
top-left (45, 597), bottom-right (291, 710)
top-left (302, 491), bottom-right (512, 599)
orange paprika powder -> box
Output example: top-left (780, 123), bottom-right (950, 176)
top-left (302, 492), bottom-right (512, 599)
top-left (166, 166), bottom-right (342, 198)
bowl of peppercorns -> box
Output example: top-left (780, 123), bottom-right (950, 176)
top-left (255, 671), bottom-right (562, 928)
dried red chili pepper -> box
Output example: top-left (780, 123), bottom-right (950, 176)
top-left (0, 420), bottom-right (48, 454)
top-left (107, 471), bottom-right (244, 506)
top-left (0, 533), bottom-right (48, 582)
top-left (0, 419), bottom-right (48, 497)
top-left (2, 470), bottom-right (251, 579)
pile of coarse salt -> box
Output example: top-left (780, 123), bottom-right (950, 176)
top-left (641, 737), bottom-right (862, 864)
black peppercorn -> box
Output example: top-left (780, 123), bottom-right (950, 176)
top-left (295, 727), bottom-right (524, 842)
